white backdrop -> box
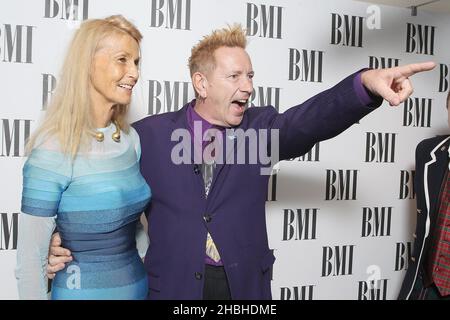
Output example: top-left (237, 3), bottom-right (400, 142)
top-left (1, 0), bottom-right (449, 300)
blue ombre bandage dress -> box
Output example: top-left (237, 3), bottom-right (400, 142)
top-left (16, 125), bottom-right (151, 300)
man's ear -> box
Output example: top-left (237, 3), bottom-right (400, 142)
top-left (192, 72), bottom-right (208, 99)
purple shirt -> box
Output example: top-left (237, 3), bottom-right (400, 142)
top-left (186, 103), bottom-right (217, 147)
top-left (354, 71), bottom-right (375, 106)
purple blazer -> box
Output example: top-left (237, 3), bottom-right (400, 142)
top-left (133, 71), bottom-right (382, 300)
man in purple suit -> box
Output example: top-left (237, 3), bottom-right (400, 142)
top-left (47, 25), bottom-right (435, 299)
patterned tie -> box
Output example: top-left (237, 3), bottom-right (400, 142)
top-left (201, 162), bottom-right (222, 263)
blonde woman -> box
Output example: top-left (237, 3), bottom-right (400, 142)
top-left (15, 15), bottom-right (151, 300)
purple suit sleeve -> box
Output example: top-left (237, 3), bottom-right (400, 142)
top-left (267, 70), bottom-right (384, 160)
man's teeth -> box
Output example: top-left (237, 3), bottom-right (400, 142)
top-left (119, 84), bottom-right (133, 90)
top-left (234, 99), bottom-right (248, 106)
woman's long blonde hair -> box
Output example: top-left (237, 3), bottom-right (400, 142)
top-left (26, 15), bottom-right (142, 157)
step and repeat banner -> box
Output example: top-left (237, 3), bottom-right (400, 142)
top-left (1, 0), bottom-right (449, 299)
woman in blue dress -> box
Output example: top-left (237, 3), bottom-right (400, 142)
top-left (15, 15), bottom-right (151, 300)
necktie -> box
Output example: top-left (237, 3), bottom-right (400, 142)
top-left (201, 162), bottom-right (222, 263)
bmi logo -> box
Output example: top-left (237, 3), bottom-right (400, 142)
top-left (288, 49), bottom-right (323, 83)
top-left (1, 119), bottom-right (32, 157)
top-left (361, 207), bottom-right (392, 237)
top-left (150, 0), bottom-right (191, 30)
top-left (322, 245), bottom-right (354, 276)
top-left (42, 73), bottom-right (57, 110)
top-left (0, 213), bottom-right (18, 250)
top-left (297, 143), bottom-right (320, 162)
top-left (439, 64), bottom-right (449, 93)
top-left (280, 285), bottom-right (315, 300)
top-left (330, 13), bottom-right (364, 47)
top-left (395, 242), bottom-right (412, 271)
top-left (369, 56), bottom-right (400, 69)
top-left (282, 208), bottom-right (318, 241)
top-left (147, 80), bottom-right (193, 115)
top-left (286, 144), bottom-right (321, 161)
top-left (0, 24), bottom-right (35, 63)
top-left (358, 279), bottom-right (388, 300)
top-left (44, 0), bottom-right (89, 20)
top-left (406, 23), bottom-right (435, 55)
top-left (246, 3), bottom-right (283, 39)
top-left (365, 132), bottom-right (397, 163)
top-left (325, 169), bottom-right (358, 200)
top-left (399, 170), bottom-right (415, 200)
top-left (403, 97), bottom-right (432, 128)
top-left (250, 86), bottom-right (281, 112)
